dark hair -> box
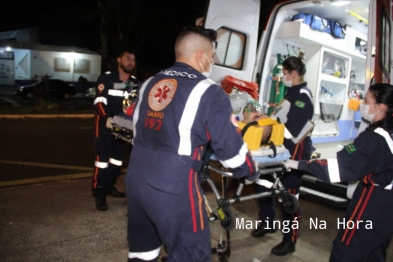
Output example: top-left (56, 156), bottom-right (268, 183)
top-left (282, 51), bottom-right (306, 76)
top-left (369, 83), bottom-right (393, 128)
top-left (175, 25), bottom-right (217, 46)
top-left (116, 45), bottom-right (136, 58)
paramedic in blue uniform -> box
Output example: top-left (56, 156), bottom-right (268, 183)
top-left (252, 52), bottom-right (314, 256)
top-left (91, 48), bottom-right (140, 211)
top-left (125, 25), bottom-right (259, 262)
top-left (286, 83), bottom-right (393, 262)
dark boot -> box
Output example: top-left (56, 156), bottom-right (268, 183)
top-left (271, 239), bottom-right (296, 256)
top-left (95, 187), bottom-right (108, 211)
top-left (107, 186), bottom-right (126, 198)
top-left (251, 226), bottom-right (277, 237)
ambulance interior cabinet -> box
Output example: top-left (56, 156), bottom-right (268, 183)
top-left (304, 47), bottom-right (351, 137)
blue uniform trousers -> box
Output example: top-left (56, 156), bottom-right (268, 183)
top-left (126, 146), bottom-right (211, 262)
top-left (330, 183), bottom-right (393, 261)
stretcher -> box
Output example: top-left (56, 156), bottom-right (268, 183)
top-left (203, 148), bottom-right (297, 262)
top-left (111, 124), bottom-right (133, 143)
top-left (110, 124), bottom-right (298, 262)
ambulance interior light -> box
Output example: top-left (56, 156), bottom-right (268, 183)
top-left (330, 0), bottom-right (350, 6)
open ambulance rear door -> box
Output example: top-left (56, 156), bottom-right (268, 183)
top-left (203, 0), bottom-right (260, 84)
top-left (368, 0), bottom-right (391, 84)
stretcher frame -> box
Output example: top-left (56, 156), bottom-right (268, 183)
top-left (202, 160), bottom-right (298, 262)
top-left (110, 125), bottom-right (298, 262)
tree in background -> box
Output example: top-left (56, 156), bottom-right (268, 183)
top-left (97, 0), bottom-right (111, 73)
top-left (97, 0), bottom-right (205, 79)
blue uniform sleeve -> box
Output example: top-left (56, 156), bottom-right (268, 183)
top-left (298, 159), bottom-right (331, 183)
top-left (204, 85), bottom-right (258, 180)
top-left (286, 93), bottom-right (313, 138)
top-left (297, 130), bottom-right (382, 183)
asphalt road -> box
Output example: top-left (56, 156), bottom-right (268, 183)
top-left (1, 90), bottom-right (393, 260)
top-left (0, 117), bottom-right (132, 187)
top-left (1, 115), bottom-right (393, 260)
top-left (0, 116), bottom-right (351, 262)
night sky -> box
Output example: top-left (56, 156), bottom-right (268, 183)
top-left (0, 0), bottom-right (206, 79)
top-left (0, 1), bottom-right (99, 48)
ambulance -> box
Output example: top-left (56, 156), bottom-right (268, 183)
top-left (202, 0), bottom-right (392, 207)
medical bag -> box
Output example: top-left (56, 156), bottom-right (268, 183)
top-left (292, 13), bottom-right (346, 39)
top-left (329, 20), bottom-right (346, 39)
top-left (221, 75), bottom-right (259, 100)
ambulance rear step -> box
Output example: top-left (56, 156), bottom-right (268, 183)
top-left (300, 175), bottom-right (349, 209)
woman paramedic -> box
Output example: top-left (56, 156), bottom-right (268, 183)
top-left (251, 52), bottom-right (315, 256)
top-left (286, 83), bottom-right (393, 261)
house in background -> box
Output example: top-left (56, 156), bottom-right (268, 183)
top-left (0, 28), bottom-right (101, 92)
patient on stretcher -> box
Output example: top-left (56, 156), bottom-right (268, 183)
top-left (108, 97), bottom-right (288, 163)
top-left (109, 99), bottom-right (276, 151)
top-left (234, 100), bottom-right (273, 147)
top-left (231, 100), bottom-right (289, 165)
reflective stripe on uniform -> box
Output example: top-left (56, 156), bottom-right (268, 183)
top-left (384, 184), bottom-right (393, 190)
top-left (109, 158), bottom-right (122, 166)
top-left (300, 88), bottom-right (313, 105)
top-left (374, 128), bottom-right (393, 189)
top-left (94, 97), bottom-right (107, 105)
top-left (178, 79), bottom-right (214, 156)
top-left (133, 77), bottom-right (153, 138)
top-left (108, 89), bottom-right (124, 97)
top-left (128, 246), bottom-right (161, 260)
top-left (284, 127), bottom-right (294, 139)
top-left (327, 158), bottom-right (341, 183)
top-left (374, 127), bottom-right (393, 154)
top-left (95, 161), bottom-right (108, 169)
top-left (219, 143), bottom-right (248, 169)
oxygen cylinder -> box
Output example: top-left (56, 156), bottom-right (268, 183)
top-left (268, 54), bottom-right (286, 115)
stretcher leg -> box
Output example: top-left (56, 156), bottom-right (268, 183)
top-left (203, 161), bottom-right (299, 262)
top-left (205, 175), bottom-right (231, 262)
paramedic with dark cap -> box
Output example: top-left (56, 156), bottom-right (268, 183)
top-left (252, 52), bottom-right (314, 256)
top-left (91, 47), bottom-right (140, 211)
top-left (125, 25), bottom-right (259, 262)
top-left (286, 83), bottom-right (393, 262)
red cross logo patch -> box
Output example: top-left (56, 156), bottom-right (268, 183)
top-left (155, 85), bottom-right (170, 103)
top-left (148, 79), bottom-right (177, 111)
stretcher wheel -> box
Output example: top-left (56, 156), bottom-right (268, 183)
top-left (217, 206), bottom-right (236, 231)
top-left (282, 193), bottom-right (299, 214)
